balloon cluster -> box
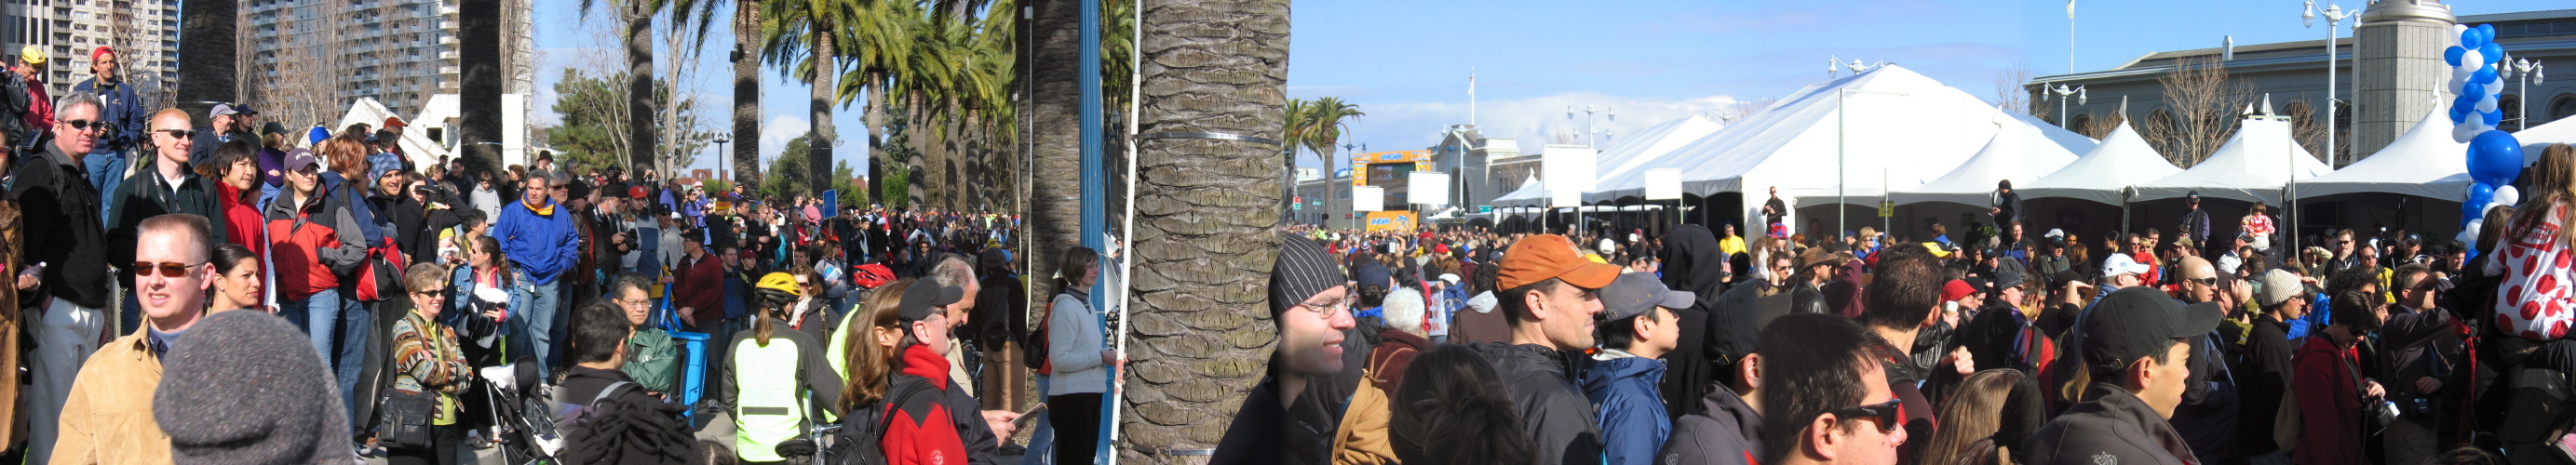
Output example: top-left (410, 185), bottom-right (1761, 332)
top-left (2453, 23), bottom-right (2529, 250)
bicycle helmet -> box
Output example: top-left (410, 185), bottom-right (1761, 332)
top-left (851, 263), bottom-right (896, 289)
top-left (755, 272), bottom-right (802, 306)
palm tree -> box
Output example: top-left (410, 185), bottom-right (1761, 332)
top-left (1115, 0), bottom-right (1289, 460)
top-left (1301, 97), bottom-right (1363, 228)
top-left (1279, 98), bottom-right (1310, 218)
top-left (1025, 0), bottom-right (1081, 328)
top-left (576, 0), bottom-right (659, 171)
top-left (734, 0), bottom-right (763, 185)
top-left (762, 0), bottom-right (867, 196)
top-left (176, 0), bottom-right (236, 126)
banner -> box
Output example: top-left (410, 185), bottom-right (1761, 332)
top-left (1352, 185), bottom-right (1384, 212)
top-left (1544, 146), bottom-right (1598, 206)
top-left (1365, 211), bottom-right (1417, 232)
top-left (1643, 168), bottom-right (1682, 201)
top-left (1408, 172), bottom-right (1451, 206)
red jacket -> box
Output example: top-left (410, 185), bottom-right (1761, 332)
top-left (671, 252), bottom-right (724, 326)
top-left (213, 183), bottom-right (264, 259)
top-left (263, 186), bottom-right (366, 301)
top-left (2290, 336), bottom-right (2367, 465)
top-left (882, 344), bottom-right (1000, 465)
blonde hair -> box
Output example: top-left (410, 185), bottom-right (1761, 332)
top-left (1922, 369), bottom-right (2025, 465)
top-left (839, 279), bottom-right (911, 412)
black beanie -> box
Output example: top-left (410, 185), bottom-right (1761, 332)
top-left (1272, 232), bottom-right (1346, 318)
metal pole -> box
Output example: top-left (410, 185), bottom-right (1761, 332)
top-left (1839, 90), bottom-right (1847, 236)
top-left (1102, 0), bottom-right (1145, 458)
top-left (1074, 0), bottom-right (1110, 458)
top-left (2326, 19), bottom-right (2337, 167)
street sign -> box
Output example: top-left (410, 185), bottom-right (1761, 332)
top-left (1478, 206), bottom-right (1493, 213)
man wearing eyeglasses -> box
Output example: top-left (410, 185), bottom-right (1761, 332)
top-left (105, 108), bottom-right (228, 335)
top-left (72, 46), bottom-right (140, 203)
top-left (51, 213), bottom-right (211, 464)
top-left (1211, 232), bottom-right (1355, 465)
top-left (11, 90), bottom-right (111, 464)
top-left (2024, 286), bottom-right (2223, 465)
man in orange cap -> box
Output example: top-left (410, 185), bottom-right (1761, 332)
top-left (1467, 233), bottom-right (1622, 465)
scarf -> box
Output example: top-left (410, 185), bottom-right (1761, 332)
top-left (522, 198), bottom-right (553, 216)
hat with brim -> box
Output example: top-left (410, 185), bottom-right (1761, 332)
top-left (283, 149), bottom-right (320, 172)
top-left (2102, 253), bottom-right (2151, 277)
top-left (1497, 234), bottom-right (1622, 290)
top-left (897, 282), bottom-right (964, 322)
top-left (2081, 286), bottom-right (2224, 372)
top-left (1797, 246), bottom-right (1851, 269)
top-left (1599, 272), bottom-right (1696, 321)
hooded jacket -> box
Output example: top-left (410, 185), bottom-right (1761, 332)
top-left (12, 140), bottom-right (112, 309)
top-left (1658, 224), bottom-right (1724, 418)
top-left (1659, 383), bottom-right (1762, 465)
top-left (2022, 382), bottom-right (2197, 465)
top-left (263, 182), bottom-right (366, 301)
top-left (1584, 350), bottom-right (1669, 465)
top-left (882, 343), bottom-right (1002, 465)
top-left (492, 196), bottom-right (582, 286)
top-left (1471, 342), bottom-right (1602, 465)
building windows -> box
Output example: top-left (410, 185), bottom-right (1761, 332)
top-left (2552, 95), bottom-right (2576, 126)
top-left (2069, 113), bottom-right (2092, 137)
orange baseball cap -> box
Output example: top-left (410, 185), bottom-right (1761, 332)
top-left (1497, 234), bottom-right (1623, 290)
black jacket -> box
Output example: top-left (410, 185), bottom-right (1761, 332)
top-left (1209, 376), bottom-right (1339, 465)
top-left (1657, 225), bottom-right (1726, 419)
top-left (365, 191), bottom-right (425, 264)
top-left (2234, 317), bottom-right (2298, 456)
top-left (12, 141), bottom-right (110, 309)
top-left (556, 365), bottom-right (704, 465)
top-left (103, 157), bottom-right (229, 289)
top-left (2024, 383), bottom-right (2197, 465)
top-left (1471, 342), bottom-right (1602, 465)
top-left (1657, 383), bottom-right (1762, 465)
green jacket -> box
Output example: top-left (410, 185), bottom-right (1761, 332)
top-left (624, 327), bottom-right (680, 393)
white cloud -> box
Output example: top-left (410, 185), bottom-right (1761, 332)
top-left (759, 114), bottom-right (811, 161)
top-left (1333, 92), bottom-right (1745, 163)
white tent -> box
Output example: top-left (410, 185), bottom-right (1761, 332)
top-left (2296, 108), bottom-right (2472, 201)
top-left (2006, 108), bottom-right (2104, 154)
top-left (1592, 115), bottom-right (1725, 187)
top-left (2517, 114), bottom-right (2576, 165)
top-left (1586, 65), bottom-right (2096, 226)
top-left (2132, 116), bottom-right (2331, 204)
top-left (2021, 120), bottom-right (2181, 205)
top-left (1492, 176), bottom-right (1549, 207)
top-left (1889, 113), bottom-right (2082, 206)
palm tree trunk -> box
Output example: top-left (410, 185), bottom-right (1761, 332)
top-left (1028, 0), bottom-right (1081, 315)
top-left (1118, 0), bottom-right (1288, 460)
top-left (733, 0), bottom-right (762, 185)
top-left (177, 0), bottom-right (236, 126)
top-left (865, 77), bottom-right (886, 204)
top-left (626, 0), bottom-right (657, 171)
top-left (808, 21), bottom-right (836, 197)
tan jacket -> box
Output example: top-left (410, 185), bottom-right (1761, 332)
top-left (51, 331), bottom-right (168, 465)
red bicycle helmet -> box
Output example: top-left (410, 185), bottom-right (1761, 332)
top-left (851, 263), bottom-right (897, 289)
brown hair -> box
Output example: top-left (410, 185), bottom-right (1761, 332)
top-left (317, 134), bottom-right (371, 181)
top-left (1920, 369), bottom-right (2024, 465)
top-left (839, 278), bottom-right (912, 411)
top-left (2514, 144), bottom-right (2576, 248)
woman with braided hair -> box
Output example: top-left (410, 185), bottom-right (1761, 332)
top-left (718, 272), bottom-right (844, 464)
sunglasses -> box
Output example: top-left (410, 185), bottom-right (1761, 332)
top-left (1829, 398), bottom-right (1906, 432)
top-left (153, 129), bottom-right (189, 139)
top-left (131, 261), bottom-right (201, 278)
top-left (61, 119), bottom-right (97, 131)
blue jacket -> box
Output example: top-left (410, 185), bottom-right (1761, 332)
top-left (71, 76), bottom-right (143, 152)
top-left (493, 198), bottom-right (582, 285)
top-left (1584, 351), bottom-right (1670, 465)
top-left (722, 271), bottom-right (751, 320)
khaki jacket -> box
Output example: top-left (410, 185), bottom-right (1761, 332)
top-left (52, 331), bottom-right (168, 465)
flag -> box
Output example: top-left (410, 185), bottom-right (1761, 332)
top-left (2066, 0), bottom-right (2075, 20)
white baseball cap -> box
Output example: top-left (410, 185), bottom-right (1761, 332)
top-left (2102, 253), bottom-right (2152, 277)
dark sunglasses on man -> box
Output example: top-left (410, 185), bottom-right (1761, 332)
top-left (1829, 398), bottom-right (1906, 432)
top-left (130, 261), bottom-right (199, 278)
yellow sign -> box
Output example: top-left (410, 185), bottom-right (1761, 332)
top-left (1364, 211), bottom-right (1417, 232)
top-left (1353, 150), bottom-right (1434, 165)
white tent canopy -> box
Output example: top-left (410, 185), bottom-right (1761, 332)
top-left (2296, 108), bottom-right (2472, 201)
top-left (1592, 115), bottom-right (1725, 188)
top-left (1890, 113), bottom-right (2082, 206)
top-left (2132, 116), bottom-right (2331, 204)
top-left (1492, 176), bottom-right (1549, 207)
top-left (2021, 120), bottom-right (2181, 205)
top-left (2517, 113), bottom-right (2576, 165)
top-left (1587, 64), bottom-right (2097, 214)
top-left (2007, 108), bottom-right (2104, 154)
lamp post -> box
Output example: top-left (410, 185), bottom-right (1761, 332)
top-left (712, 138), bottom-right (729, 180)
top-left (2305, 0), bottom-right (2350, 166)
top-left (2506, 55), bottom-right (2547, 131)
top-left (1568, 105), bottom-right (1614, 148)
top-left (1839, 88), bottom-right (1909, 236)
top-left (2043, 84), bottom-right (2086, 128)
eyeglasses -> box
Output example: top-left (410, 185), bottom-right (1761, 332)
top-left (61, 119), bottom-right (97, 132)
top-left (1294, 297), bottom-right (1351, 315)
top-left (2186, 276), bottom-right (2218, 288)
top-left (153, 129), bottom-right (189, 139)
top-left (614, 298), bottom-right (651, 307)
top-left (411, 289), bottom-right (444, 297)
top-left (1828, 398), bottom-right (1906, 432)
top-left (130, 261), bottom-right (201, 278)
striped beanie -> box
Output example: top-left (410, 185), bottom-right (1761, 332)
top-left (1271, 231), bottom-right (1345, 319)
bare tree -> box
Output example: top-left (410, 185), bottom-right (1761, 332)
top-left (249, 0), bottom-right (351, 131)
top-left (1994, 64), bottom-right (2035, 116)
top-left (2140, 55), bottom-right (2247, 167)
top-left (2078, 109), bottom-right (2126, 140)
top-left (2283, 97), bottom-right (2337, 165)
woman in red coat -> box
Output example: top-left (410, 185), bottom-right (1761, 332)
top-left (2290, 290), bottom-right (2388, 465)
top-left (194, 140), bottom-right (267, 273)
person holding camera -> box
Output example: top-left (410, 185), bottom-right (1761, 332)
top-left (2286, 290), bottom-right (2388, 465)
top-left (2375, 264), bottom-right (2456, 465)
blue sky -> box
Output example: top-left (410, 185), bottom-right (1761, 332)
top-left (531, 0), bottom-right (2567, 174)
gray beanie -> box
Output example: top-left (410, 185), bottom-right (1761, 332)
top-left (155, 311), bottom-right (354, 464)
top-left (1272, 231), bottom-right (1347, 318)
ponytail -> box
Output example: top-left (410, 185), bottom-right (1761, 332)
top-left (752, 301), bottom-right (777, 347)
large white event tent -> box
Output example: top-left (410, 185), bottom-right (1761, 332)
top-left (1492, 176), bottom-right (1549, 207)
top-left (2020, 120), bottom-right (2182, 205)
top-left (2518, 114), bottom-right (2576, 163)
top-left (1592, 115), bottom-right (1726, 189)
top-left (1586, 64), bottom-right (2095, 225)
top-left (2296, 108), bottom-right (2472, 201)
top-left (1888, 113), bottom-right (2083, 206)
top-left (2131, 116), bottom-right (2330, 204)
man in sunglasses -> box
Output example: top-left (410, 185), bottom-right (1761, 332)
top-left (2024, 286), bottom-right (2223, 465)
top-left (1747, 312), bottom-right (1902, 465)
top-left (105, 108), bottom-right (228, 334)
top-left (2375, 263), bottom-right (2457, 465)
top-left (50, 213), bottom-right (212, 463)
top-left (11, 90), bottom-right (110, 464)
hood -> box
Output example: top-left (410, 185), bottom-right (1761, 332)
top-left (1699, 383), bottom-right (1763, 447)
top-left (1582, 353), bottom-right (1665, 392)
top-left (1472, 342), bottom-right (1574, 386)
top-left (1661, 224), bottom-right (1728, 302)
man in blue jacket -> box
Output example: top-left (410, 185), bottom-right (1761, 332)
top-left (72, 46), bottom-right (142, 215)
top-left (494, 171), bottom-right (583, 377)
top-left (1585, 272), bottom-right (1694, 465)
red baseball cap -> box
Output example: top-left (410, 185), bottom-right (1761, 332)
top-left (88, 46), bottom-right (111, 62)
top-left (1941, 279), bottom-right (1976, 303)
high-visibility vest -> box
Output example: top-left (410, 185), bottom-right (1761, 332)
top-left (732, 337), bottom-right (809, 462)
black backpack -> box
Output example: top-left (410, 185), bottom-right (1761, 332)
top-left (832, 377), bottom-right (938, 465)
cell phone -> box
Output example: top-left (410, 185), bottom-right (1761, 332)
top-left (1014, 404), bottom-right (1048, 428)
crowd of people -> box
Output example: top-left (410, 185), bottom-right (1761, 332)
top-left (1203, 145), bottom-right (2576, 465)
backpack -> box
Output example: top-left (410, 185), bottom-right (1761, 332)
top-left (834, 377), bottom-right (939, 465)
top-left (554, 381), bottom-right (635, 429)
top-left (1024, 294), bottom-right (1059, 373)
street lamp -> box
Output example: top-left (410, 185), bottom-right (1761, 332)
top-left (712, 138), bottom-right (730, 179)
top-left (2043, 84), bottom-right (2086, 127)
top-left (1568, 105), bottom-right (1614, 148)
top-left (2305, 0), bottom-right (2350, 166)
top-left (2506, 55), bottom-right (2547, 131)
top-left (1839, 88), bottom-right (1908, 236)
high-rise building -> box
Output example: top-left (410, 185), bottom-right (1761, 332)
top-left (0, 0), bottom-right (179, 99)
top-left (242, 0), bottom-right (532, 127)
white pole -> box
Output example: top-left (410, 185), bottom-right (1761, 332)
top-left (1103, 0), bottom-right (1145, 460)
top-left (1839, 90), bottom-right (1847, 236)
top-left (2326, 18), bottom-right (2338, 167)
